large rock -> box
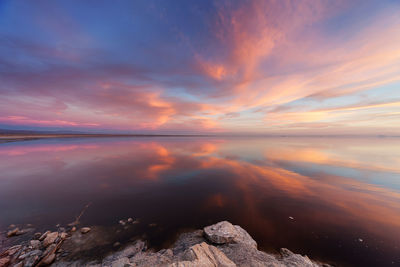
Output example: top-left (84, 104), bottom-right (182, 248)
top-left (170, 242), bottom-right (235, 267)
top-left (204, 221), bottom-right (257, 249)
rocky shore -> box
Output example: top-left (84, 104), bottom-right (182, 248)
top-left (1, 221), bottom-right (332, 267)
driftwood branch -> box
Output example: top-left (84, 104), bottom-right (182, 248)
top-left (68, 202), bottom-right (92, 227)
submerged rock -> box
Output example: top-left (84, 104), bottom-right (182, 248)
top-left (7, 228), bottom-right (24, 237)
top-left (80, 227), bottom-right (91, 234)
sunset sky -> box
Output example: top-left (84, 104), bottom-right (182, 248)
top-left (0, 0), bottom-right (399, 134)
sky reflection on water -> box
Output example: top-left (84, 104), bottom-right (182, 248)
top-left (0, 137), bottom-right (399, 266)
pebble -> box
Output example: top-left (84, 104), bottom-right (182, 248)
top-left (71, 226), bottom-right (77, 232)
top-left (289, 216), bottom-right (294, 220)
top-left (127, 218), bottom-right (134, 223)
top-left (119, 220), bottom-right (126, 226)
top-left (113, 242), bottom-right (121, 247)
top-left (358, 238), bottom-right (363, 242)
top-left (81, 227), bottom-right (91, 234)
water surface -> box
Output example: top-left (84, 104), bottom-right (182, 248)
top-left (1, 137), bottom-right (400, 266)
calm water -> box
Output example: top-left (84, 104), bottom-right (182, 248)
top-left (1, 137), bottom-right (400, 266)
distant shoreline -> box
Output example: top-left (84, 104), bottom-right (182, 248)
top-left (0, 133), bottom-right (399, 144)
top-left (0, 134), bottom-right (212, 143)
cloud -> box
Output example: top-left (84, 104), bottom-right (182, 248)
top-left (0, 0), bottom-right (399, 133)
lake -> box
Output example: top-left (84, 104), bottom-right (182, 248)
top-left (0, 137), bottom-right (399, 266)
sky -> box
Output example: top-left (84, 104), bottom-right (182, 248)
top-left (0, 0), bottom-right (399, 135)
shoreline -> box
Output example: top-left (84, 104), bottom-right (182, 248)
top-left (1, 133), bottom-right (398, 144)
top-left (0, 134), bottom-right (214, 144)
top-left (1, 221), bottom-right (333, 267)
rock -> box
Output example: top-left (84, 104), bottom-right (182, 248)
top-left (280, 248), bottom-right (320, 267)
top-left (80, 227), bottom-right (91, 234)
top-left (60, 232), bottom-right (68, 240)
top-left (44, 244), bottom-right (57, 256)
top-left (41, 252), bottom-right (56, 265)
top-left (0, 257), bottom-right (11, 267)
top-left (13, 262), bottom-right (24, 267)
top-left (39, 231), bottom-right (50, 241)
top-left (204, 221), bottom-right (257, 249)
top-left (18, 249), bottom-right (42, 260)
top-left (111, 257), bottom-right (130, 267)
top-left (71, 226), bottom-right (76, 232)
top-left (289, 216), bottom-right (294, 220)
top-left (7, 228), bottom-right (24, 237)
top-left (119, 240), bottom-right (146, 258)
top-left (102, 240), bottom-right (146, 266)
top-left (6, 245), bottom-right (22, 256)
top-left (25, 255), bottom-right (41, 267)
top-left (113, 242), bottom-right (121, 247)
top-left (129, 251), bottom-right (172, 266)
top-left (127, 218), bottom-right (133, 223)
top-left (34, 232), bottom-right (42, 239)
top-left (170, 242), bottom-right (236, 267)
top-left (43, 232), bottom-right (59, 247)
top-left (30, 239), bottom-right (41, 249)
top-left (119, 220), bottom-right (126, 226)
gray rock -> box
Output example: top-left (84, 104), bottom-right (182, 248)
top-left (170, 242), bottom-right (236, 267)
top-left (119, 240), bottom-right (146, 258)
top-left (129, 251), bottom-right (172, 266)
top-left (111, 257), bottom-right (130, 267)
top-left (279, 248), bottom-right (321, 267)
top-left (102, 240), bottom-right (146, 266)
top-left (204, 221), bottom-right (257, 249)
top-left (13, 261), bottom-right (24, 267)
top-left (18, 249), bottom-right (42, 260)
